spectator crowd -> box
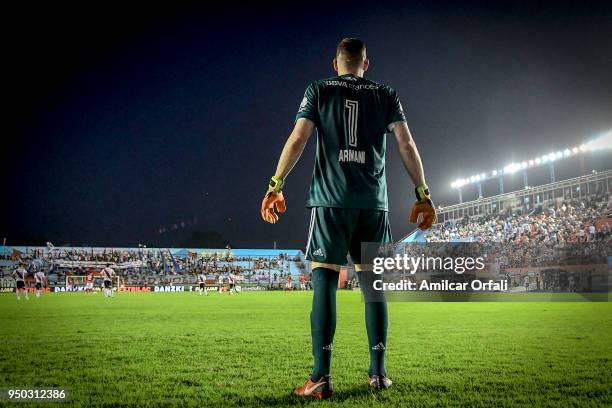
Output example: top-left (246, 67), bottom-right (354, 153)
top-left (1, 248), bottom-right (309, 289)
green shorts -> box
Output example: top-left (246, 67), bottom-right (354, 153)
top-left (305, 207), bottom-right (393, 265)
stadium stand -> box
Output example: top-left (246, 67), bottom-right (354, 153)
top-left (398, 171), bottom-right (611, 293)
top-left (0, 247), bottom-right (309, 290)
top-left (429, 193), bottom-right (611, 243)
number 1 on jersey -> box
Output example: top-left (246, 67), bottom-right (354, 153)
top-left (345, 99), bottom-right (359, 147)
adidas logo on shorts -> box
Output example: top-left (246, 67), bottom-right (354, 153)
top-left (313, 248), bottom-right (324, 257)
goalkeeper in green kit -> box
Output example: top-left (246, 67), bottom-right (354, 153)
top-left (261, 38), bottom-right (436, 399)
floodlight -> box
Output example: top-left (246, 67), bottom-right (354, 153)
top-left (585, 131), bottom-right (612, 151)
top-left (449, 133), bottom-right (611, 194)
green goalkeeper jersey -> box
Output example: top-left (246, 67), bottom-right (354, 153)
top-left (295, 73), bottom-right (406, 211)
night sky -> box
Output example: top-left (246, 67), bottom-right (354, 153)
top-left (4, 2), bottom-right (612, 248)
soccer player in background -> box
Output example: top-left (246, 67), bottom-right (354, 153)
top-left (85, 271), bottom-right (95, 293)
top-left (261, 38), bottom-right (436, 398)
top-left (101, 263), bottom-right (115, 298)
top-left (12, 263), bottom-right (29, 301)
top-left (34, 270), bottom-right (46, 298)
top-left (197, 272), bottom-right (208, 296)
top-left (217, 273), bottom-right (224, 294)
top-left (227, 272), bottom-right (236, 295)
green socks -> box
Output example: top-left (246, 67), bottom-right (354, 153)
top-left (357, 271), bottom-right (388, 376)
top-left (310, 267), bottom-right (339, 381)
top-left (309, 268), bottom-right (388, 380)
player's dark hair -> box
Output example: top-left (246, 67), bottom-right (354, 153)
top-left (336, 38), bottom-right (366, 67)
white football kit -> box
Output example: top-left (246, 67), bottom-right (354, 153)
top-left (101, 267), bottom-right (115, 297)
top-left (34, 271), bottom-right (45, 284)
top-left (101, 267), bottom-right (115, 282)
top-left (13, 268), bottom-right (27, 282)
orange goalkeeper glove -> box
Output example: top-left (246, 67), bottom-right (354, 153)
top-left (261, 176), bottom-right (286, 224)
top-left (410, 184), bottom-right (437, 230)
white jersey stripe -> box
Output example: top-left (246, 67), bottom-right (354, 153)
top-left (305, 207), bottom-right (316, 257)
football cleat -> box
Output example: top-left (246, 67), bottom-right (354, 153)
top-left (293, 375), bottom-right (333, 399)
top-left (368, 374), bottom-right (392, 390)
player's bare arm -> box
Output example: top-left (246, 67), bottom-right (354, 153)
top-left (260, 118), bottom-right (315, 224)
top-left (393, 122), bottom-right (437, 229)
top-left (393, 122), bottom-right (426, 187)
top-left (274, 118), bottom-right (315, 180)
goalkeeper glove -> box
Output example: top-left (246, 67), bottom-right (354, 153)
top-left (410, 184), bottom-right (437, 230)
top-left (261, 176), bottom-right (286, 224)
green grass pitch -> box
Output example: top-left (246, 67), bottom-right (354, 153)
top-left (1, 291), bottom-right (611, 407)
